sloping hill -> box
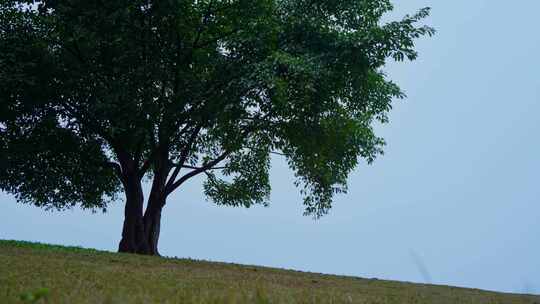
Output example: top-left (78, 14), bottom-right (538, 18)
top-left (1, 240), bottom-right (538, 304)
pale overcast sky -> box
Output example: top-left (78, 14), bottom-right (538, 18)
top-left (1, 0), bottom-right (539, 294)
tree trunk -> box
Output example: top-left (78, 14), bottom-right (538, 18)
top-left (143, 199), bottom-right (164, 256)
top-left (140, 148), bottom-right (169, 255)
top-left (118, 175), bottom-right (150, 254)
top-left (117, 148), bottom-right (169, 256)
top-left (142, 158), bottom-right (168, 256)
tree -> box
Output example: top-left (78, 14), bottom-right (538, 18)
top-left (0, 0), bottom-right (434, 255)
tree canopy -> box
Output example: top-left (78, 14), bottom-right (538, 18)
top-left (0, 0), bottom-right (434, 254)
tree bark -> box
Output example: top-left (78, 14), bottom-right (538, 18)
top-left (142, 153), bottom-right (169, 256)
top-left (117, 180), bottom-right (165, 256)
top-left (118, 174), bottom-right (149, 254)
top-left (117, 147), bottom-right (169, 256)
top-left (143, 198), bottom-right (164, 256)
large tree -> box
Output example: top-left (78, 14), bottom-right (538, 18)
top-left (0, 0), bottom-right (434, 255)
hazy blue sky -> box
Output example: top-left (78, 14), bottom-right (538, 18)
top-left (1, 0), bottom-right (539, 295)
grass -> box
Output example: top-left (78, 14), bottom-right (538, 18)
top-left (1, 240), bottom-right (538, 304)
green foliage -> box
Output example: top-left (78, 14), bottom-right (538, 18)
top-left (19, 288), bottom-right (49, 304)
top-left (0, 0), bottom-right (434, 216)
top-left (0, 115), bottom-right (120, 210)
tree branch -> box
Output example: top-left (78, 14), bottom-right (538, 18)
top-left (180, 165), bottom-right (228, 170)
top-left (138, 146), bottom-right (160, 179)
top-left (270, 151), bottom-right (286, 157)
top-left (134, 138), bottom-right (144, 170)
top-left (106, 161), bottom-right (127, 187)
top-left (164, 125), bottom-right (202, 190)
top-left (165, 150), bottom-right (230, 195)
top-left (165, 123), bottom-right (257, 196)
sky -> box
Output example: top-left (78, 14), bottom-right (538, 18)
top-left (1, 0), bottom-right (539, 295)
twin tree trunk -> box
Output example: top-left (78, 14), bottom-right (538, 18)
top-left (118, 154), bottom-right (169, 255)
top-left (117, 177), bottom-right (164, 255)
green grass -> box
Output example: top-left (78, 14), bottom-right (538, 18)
top-left (1, 240), bottom-right (538, 304)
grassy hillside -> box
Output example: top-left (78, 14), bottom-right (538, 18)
top-left (1, 240), bottom-right (538, 304)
